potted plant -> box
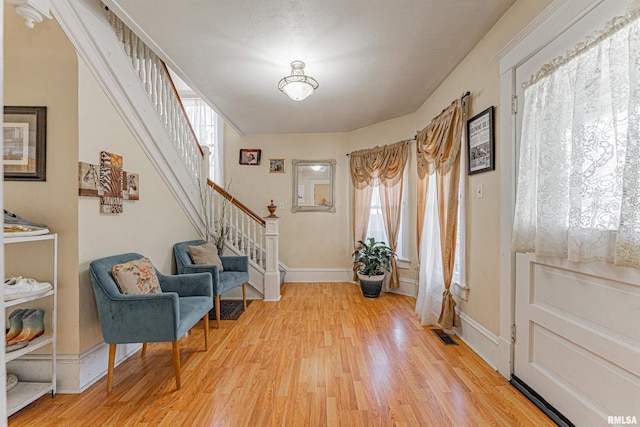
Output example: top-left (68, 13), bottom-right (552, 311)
top-left (352, 237), bottom-right (396, 298)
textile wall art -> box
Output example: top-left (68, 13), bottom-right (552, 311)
top-left (78, 151), bottom-right (139, 213)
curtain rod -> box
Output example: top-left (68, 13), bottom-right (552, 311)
top-left (409, 91), bottom-right (470, 141)
top-left (347, 91), bottom-right (471, 156)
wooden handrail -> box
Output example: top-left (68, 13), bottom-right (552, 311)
top-left (160, 61), bottom-right (205, 157)
top-left (208, 179), bottom-right (266, 227)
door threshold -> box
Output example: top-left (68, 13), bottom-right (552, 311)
top-left (511, 375), bottom-right (574, 427)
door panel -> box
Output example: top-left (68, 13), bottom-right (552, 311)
top-left (513, 1), bottom-right (640, 425)
top-left (515, 256), bottom-right (640, 425)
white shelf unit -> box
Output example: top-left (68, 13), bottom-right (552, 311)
top-left (4, 233), bottom-right (57, 417)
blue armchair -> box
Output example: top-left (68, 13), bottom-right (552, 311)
top-left (174, 240), bottom-right (249, 328)
top-left (89, 253), bottom-right (213, 391)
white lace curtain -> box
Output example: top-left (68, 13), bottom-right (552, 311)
top-left (512, 6), bottom-right (640, 268)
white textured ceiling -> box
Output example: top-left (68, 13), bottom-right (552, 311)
top-left (104, 0), bottom-right (515, 135)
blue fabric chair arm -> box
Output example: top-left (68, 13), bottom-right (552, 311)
top-left (221, 256), bottom-right (249, 272)
top-left (99, 293), bottom-right (180, 343)
top-left (159, 272), bottom-right (213, 297)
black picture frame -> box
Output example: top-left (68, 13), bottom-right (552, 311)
top-left (466, 106), bottom-right (495, 175)
top-left (3, 106), bottom-right (47, 181)
top-left (239, 148), bottom-right (261, 165)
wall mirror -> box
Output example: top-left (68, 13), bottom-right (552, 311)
top-left (291, 159), bottom-right (336, 212)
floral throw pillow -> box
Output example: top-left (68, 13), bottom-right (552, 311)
top-left (188, 242), bottom-right (224, 272)
top-left (112, 257), bottom-right (162, 295)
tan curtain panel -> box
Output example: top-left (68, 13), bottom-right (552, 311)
top-left (350, 140), bottom-right (410, 288)
top-left (379, 180), bottom-right (404, 288)
top-left (416, 98), bottom-right (464, 329)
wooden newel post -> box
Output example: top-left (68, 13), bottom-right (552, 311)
top-left (263, 217), bottom-right (281, 301)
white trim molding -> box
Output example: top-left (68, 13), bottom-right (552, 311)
top-left (423, 291), bottom-right (500, 369)
top-left (453, 312), bottom-right (499, 371)
top-left (389, 277), bottom-right (418, 298)
top-left (284, 268), bottom-right (352, 283)
top-left (7, 342), bottom-right (141, 394)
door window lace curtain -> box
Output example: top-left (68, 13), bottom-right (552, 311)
top-left (512, 5), bottom-right (640, 268)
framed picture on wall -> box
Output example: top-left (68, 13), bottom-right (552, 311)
top-left (269, 158), bottom-right (285, 173)
top-left (3, 106), bottom-right (47, 181)
top-left (466, 106), bottom-right (495, 175)
top-left (239, 149), bottom-right (261, 165)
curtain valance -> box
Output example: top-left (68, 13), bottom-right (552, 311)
top-left (416, 99), bottom-right (464, 179)
top-left (349, 140), bottom-right (410, 190)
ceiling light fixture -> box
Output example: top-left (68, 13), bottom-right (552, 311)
top-left (278, 60), bottom-right (319, 101)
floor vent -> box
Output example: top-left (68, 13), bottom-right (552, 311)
top-left (431, 328), bottom-right (458, 345)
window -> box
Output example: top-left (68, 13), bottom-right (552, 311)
top-left (365, 172), bottom-right (408, 260)
top-left (182, 98), bottom-right (224, 183)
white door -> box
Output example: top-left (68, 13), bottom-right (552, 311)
top-left (513, 1), bottom-right (640, 426)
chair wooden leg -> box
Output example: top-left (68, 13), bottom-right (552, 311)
top-left (203, 314), bottom-right (209, 351)
top-left (141, 342), bottom-right (147, 357)
top-left (215, 295), bottom-right (221, 329)
top-left (172, 341), bottom-right (181, 390)
top-left (107, 343), bottom-right (116, 392)
top-left (242, 283), bottom-right (247, 310)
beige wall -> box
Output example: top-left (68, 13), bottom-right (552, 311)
top-left (225, 128), bottom-right (351, 268)
top-left (4, 7), bottom-right (80, 353)
top-left (77, 61), bottom-right (200, 352)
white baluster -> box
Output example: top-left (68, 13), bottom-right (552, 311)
top-left (252, 221), bottom-right (257, 263)
top-left (259, 225), bottom-right (265, 269)
top-left (231, 206), bottom-right (237, 249)
top-left (123, 28), bottom-right (130, 58)
top-left (242, 212), bottom-right (251, 255)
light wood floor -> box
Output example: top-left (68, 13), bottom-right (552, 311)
top-left (9, 283), bottom-right (553, 426)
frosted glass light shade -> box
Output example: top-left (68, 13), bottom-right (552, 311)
top-left (278, 61), bottom-right (319, 101)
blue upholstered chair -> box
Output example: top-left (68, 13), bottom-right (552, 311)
top-left (173, 240), bottom-right (249, 328)
top-left (89, 253), bottom-right (213, 391)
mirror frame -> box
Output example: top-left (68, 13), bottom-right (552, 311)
top-left (291, 159), bottom-right (336, 213)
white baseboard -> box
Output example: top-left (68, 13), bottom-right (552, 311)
top-left (389, 277), bottom-right (418, 298)
top-left (497, 335), bottom-right (513, 379)
top-left (7, 342), bottom-right (141, 394)
top-left (284, 268), bottom-right (353, 283)
top-left (283, 268), bottom-right (418, 299)
top-left (453, 311), bottom-right (500, 371)
top-left (423, 291), bottom-right (500, 370)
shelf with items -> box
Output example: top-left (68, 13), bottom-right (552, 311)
top-left (5, 335), bottom-right (55, 363)
top-left (4, 232), bottom-right (57, 418)
top-left (7, 382), bottom-right (55, 416)
top-left (4, 290), bottom-right (55, 309)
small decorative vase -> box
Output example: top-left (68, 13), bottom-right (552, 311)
top-left (267, 200), bottom-right (278, 218)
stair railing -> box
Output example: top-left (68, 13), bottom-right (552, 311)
top-left (104, 4), bottom-right (274, 277)
top-left (205, 180), bottom-right (266, 271)
top-left (104, 7), bottom-right (203, 183)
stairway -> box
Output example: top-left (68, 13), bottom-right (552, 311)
top-left (51, 0), bottom-right (282, 301)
